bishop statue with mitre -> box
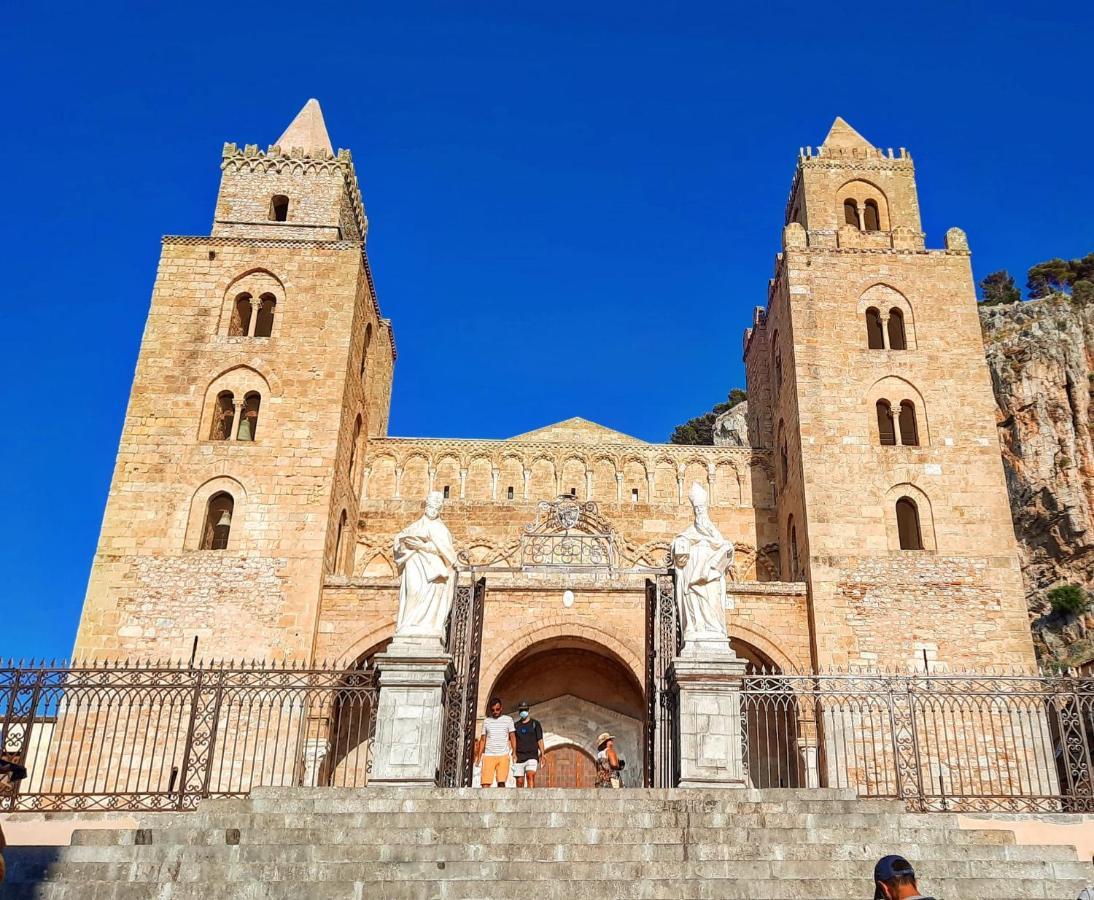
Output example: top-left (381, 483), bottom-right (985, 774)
top-left (672, 482), bottom-right (734, 648)
top-left (393, 490), bottom-right (458, 646)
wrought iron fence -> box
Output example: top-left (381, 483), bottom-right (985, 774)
top-left (3, 661), bottom-right (1094, 813)
top-left (0, 661), bottom-right (378, 812)
top-left (739, 670), bottom-right (1094, 812)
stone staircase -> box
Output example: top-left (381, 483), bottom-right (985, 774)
top-left (4, 787), bottom-right (1091, 899)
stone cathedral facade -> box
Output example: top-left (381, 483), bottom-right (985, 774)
top-left (72, 103), bottom-right (1037, 776)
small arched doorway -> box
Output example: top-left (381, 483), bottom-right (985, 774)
top-left (733, 638), bottom-right (807, 789)
top-left (487, 638), bottom-right (645, 787)
top-left (321, 639), bottom-right (390, 787)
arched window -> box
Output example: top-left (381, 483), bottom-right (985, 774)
top-left (863, 199), bottom-right (880, 231)
top-left (253, 294), bottom-right (276, 338)
top-left (774, 349), bottom-right (783, 389)
top-left (779, 440), bottom-right (789, 489)
top-left (210, 391), bottom-right (235, 440)
top-left (790, 525), bottom-right (800, 579)
top-left (865, 307), bottom-right (885, 349)
top-left (785, 515), bottom-right (800, 580)
top-left (887, 308), bottom-right (906, 350)
top-left (360, 323), bottom-right (373, 379)
top-left (898, 401), bottom-right (919, 446)
top-left (896, 497), bottom-right (923, 550)
top-left (349, 415), bottom-right (362, 478)
top-left (229, 294), bottom-right (252, 337)
top-left (201, 492), bottom-right (234, 550)
top-left (270, 195), bottom-right (289, 222)
top-left (334, 510), bottom-right (348, 574)
top-left (876, 400), bottom-right (896, 446)
top-left (236, 392), bottom-right (261, 441)
top-left (844, 199), bottom-right (859, 228)
top-left (507, 486), bottom-right (514, 500)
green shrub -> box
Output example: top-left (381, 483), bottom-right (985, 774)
top-left (1048, 584), bottom-right (1088, 617)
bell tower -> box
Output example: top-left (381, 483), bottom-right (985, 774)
top-left (74, 100), bottom-right (394, 662)
top-left (744, 118), bottom-right (1036, 672)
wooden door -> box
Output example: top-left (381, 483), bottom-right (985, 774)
top-left (541, 745), bottom-right (596, 788)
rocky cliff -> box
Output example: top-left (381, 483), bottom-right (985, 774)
top-left (980, 295), bottom-right (1094, 664)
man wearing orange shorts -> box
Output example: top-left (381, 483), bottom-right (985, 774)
top-left (475, 697), bottom-right (515, 788)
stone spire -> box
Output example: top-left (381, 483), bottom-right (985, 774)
top-left (821, 116), bottom-right (874, 151)
top-left (275, 99), bottom-right (334, 155)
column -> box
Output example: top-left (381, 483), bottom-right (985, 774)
top-left (361, 466), bottom-right (371, 500)
top-left (490, 467), bottom-right (499, 501)
top-left (797, 740), bottom-right (820, 789)
top-left (427, 467), bottom-right (436, 492)
top-left (646, 471), bottom-right (655, 502)
top-left (669, 641), bottom-right (748, 788)
top-left (459, 468), bottom-right (467, 499)
top-left (245, 299), bottom-right (258, 337)
top-left (615, 473), bottom-right (623, 502)
top-left (369, 640), bottom-right (454, 787)
top-left (880, 314), bottom-right (890, 350)
top-left (522, 468), bottom-right (531, 500)
top-left (301, 738), bottom-right (330, 788)
top-left (585, 470), bottom-right (593, 500)
top-left (677, 464), bottom-right (686, 504)
top-left (707, 463), bottom-right (717, 505)
top-left (394, 467), bottom-right (403, 500)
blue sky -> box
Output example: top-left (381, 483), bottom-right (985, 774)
top-left (2, 2), bottom-right (1092, 660)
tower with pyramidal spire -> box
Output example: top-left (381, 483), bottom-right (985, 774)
top-left (74, 100), bottom-right (395, 662)
top-left (742, 117), bottom-right (1032, 671)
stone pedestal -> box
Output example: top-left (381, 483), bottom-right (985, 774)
top-left (369, 638), bottom-right (453, 786)
top-left (669, 643), bottom-right (748, 789)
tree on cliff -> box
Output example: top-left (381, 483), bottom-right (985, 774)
top-left (1027, 258), bottom-right (1075, 298)
top-left (1026, 253), bottom-right (1094, 299)
top-left (979, 270), bottom-right (1021, 306)
top-left (670, 389), bottom-right (746, 445)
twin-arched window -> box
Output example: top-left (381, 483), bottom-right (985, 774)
top-left (875, 399), bottom-right (919, 446)
top-left (208, 390), bottom-right (262, 441)
top-left (844, 197), bottom-right (880, 230)
top-left (229, 292), bottom-right (277, 338)
top-left (864, 307), bottom-right (907, 350)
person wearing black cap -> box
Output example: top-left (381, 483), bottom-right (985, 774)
top-left (511, 700), bottom-right (544, 788)
top-left (873, 855), bottom-right (935, 899)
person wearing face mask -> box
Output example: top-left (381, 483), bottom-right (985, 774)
top-left (512, 700), bottom-right (544, 788)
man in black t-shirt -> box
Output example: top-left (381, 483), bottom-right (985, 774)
top-left (512, 700), bottom-right (545, 788)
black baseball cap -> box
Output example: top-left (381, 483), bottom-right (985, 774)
top-left (873, 855), bottom-right (915, 898)
top-left (517, 700), bottom-right (530, 710)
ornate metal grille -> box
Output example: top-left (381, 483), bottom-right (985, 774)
top-left (644, 574), bottom-right (680, 787)
top-left (438, 576), bottom-right (486, 787)
top-left (0, 661), bottom-right (378, 813)
top-left (520, 497), bottom-right (617, 571)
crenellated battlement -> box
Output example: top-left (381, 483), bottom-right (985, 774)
top-left (219, 141), bottom-right (369, 244)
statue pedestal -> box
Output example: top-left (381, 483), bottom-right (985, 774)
top-left (369, 638), bottom-right (453, 787)
top-left (669, 643), bottom-right (748, 789)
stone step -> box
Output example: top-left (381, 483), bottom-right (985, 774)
top-left (174, 809), bottom-right (962, 831)
top-left (5, 874), bottom-right (1088, 900)
top-left (48, 836), bottom-right (1082, 864)
top-left (66, 822), bottom-right (1019, 848)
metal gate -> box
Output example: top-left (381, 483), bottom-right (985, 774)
top-left (645, 574), bottom-right (680, 787)
top-left (437, 575), bottom-right (486, 787)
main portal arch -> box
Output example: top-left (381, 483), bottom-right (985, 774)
top-left (487, 637), bottom-right (647, 787)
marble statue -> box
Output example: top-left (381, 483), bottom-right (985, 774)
top-left (393, 491), bottom-right (458, 646)
top-left (672, 482), bottom-right (733, 648)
